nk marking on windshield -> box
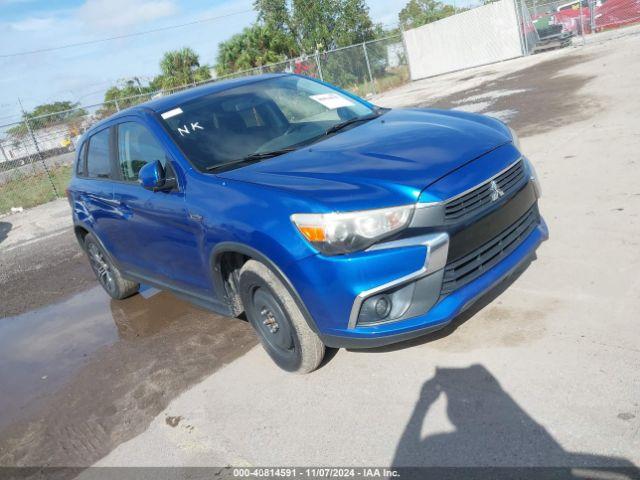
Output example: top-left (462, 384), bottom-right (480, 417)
top-left (176, 122), bottom-right (204, 136)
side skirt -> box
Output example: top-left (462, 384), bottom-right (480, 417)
top-left (122, 271), bottom-right (234, 317)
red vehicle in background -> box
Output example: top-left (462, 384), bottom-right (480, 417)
top-left (550, 0), bottom-right (640, 33)
top-left (294, 60), bottom-right (312, 76)
top-left (592, 0), bottom-right (640, 30)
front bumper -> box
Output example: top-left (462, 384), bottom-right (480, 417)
top-left (319, 217), bottom-right (547, 348)
top-left (285, 178), bottom-right (548, 349)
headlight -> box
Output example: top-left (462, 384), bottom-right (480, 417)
top-left (509, 126), bottom-right (521, 150)
top-left (291, 205), bottom-right (414, 255)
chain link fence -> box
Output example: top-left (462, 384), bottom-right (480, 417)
top-left (515, 0), bottom-right (543, 54)
top-left (4, 0), bottom-right (640, 216)
top-left (210, 34), bottom-right (409, 98)
top-left (0, 35), bottom-right (409, 215)
top-left (0, 115), bottom-right (75, 215)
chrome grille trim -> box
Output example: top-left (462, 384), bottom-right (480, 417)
top-left (443, 159), bottom-right (526, 222)
top-left (415, 157), bottom-right (524, 209)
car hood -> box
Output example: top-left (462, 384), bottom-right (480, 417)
top-left (219, 108), bottom-right (512, 211)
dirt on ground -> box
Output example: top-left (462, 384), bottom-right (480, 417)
top-left (425, 54), bottom-right (601, 137)
top-left (0, 229), bottom-right (96, 317)
top-left (0, 286), bottom-right (257, 468)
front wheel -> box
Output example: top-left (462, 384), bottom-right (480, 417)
top-left (84, 233), bottom-right (139, 300)
top-left (239, 260), bottom-right (325, 373)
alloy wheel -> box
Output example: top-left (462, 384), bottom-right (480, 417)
top-left (87, 243), bottom-right (117, 295)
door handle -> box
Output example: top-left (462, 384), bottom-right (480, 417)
top-left (189, 212), bottom-right (203, 222)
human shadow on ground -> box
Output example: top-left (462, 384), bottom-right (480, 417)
top-left (392, 365), bottom-right (639, 479)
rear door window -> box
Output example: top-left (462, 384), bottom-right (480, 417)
top-left (86, 128), bottom-right (112, 179)
top-left (116, 122), bottom-right (166, 182)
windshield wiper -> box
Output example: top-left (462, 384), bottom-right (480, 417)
top-left (241, 147), bottom-right (298, 161)
top-left (324, 109), bottom-right (387, 136)
top-left (205, 147), bottom-right (297, 173)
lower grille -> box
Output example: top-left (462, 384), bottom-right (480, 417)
top-left (440, 206), bottom-right (539, 295)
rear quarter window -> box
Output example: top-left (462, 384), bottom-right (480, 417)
top-left (76, 141), bottom-right (87, 177)
top-left (86, 128), bottom-right (112, 179)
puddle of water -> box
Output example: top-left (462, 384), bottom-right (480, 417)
top-left (0, 287), bottom-right (118, 429)
top-left (0, 285), bottom-right (246, 430)
top-left (0, 285), bottom-right (257, 466)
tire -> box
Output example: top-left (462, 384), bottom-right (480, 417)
top-left (239, 260), bottom-right (325, 373)
top-left (84, 233), bottom-right (139, 300)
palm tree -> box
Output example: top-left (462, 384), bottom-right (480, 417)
top-left (158, 47), bottom-right (211, 90)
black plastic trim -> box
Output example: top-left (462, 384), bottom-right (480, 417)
top-left (320, 322), bottom-right (449, 349)
top-left (73, 221), bottom-right (121, 268)
top-left (124, 270), bottom-right (233, 316)
top-left (72, 220), bottom-right (233, 315)
top-left (210, 242), bottom-right (320, 333)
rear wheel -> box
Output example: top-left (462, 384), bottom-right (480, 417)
top-left (239, 260), bottom-right (325, 373)
top-left (84, 233), bottom-right (139, 300)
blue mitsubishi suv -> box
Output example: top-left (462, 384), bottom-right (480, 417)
top-left (68, 74), bottom-right (547, 373)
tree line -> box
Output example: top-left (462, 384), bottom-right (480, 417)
top-left (9, 0), bottom-right (460, 135)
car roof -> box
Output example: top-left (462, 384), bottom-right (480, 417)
top-left (85, 73), bottom-right (289, 134)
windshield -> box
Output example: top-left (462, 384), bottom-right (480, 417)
top-left (159, 75), bottom-right (376, 171)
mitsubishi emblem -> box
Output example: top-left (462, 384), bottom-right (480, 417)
top-left (489, 180), bottom-right (504, 201)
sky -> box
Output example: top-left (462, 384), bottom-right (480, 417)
top-left (0, 0), bottom-right (408, 124)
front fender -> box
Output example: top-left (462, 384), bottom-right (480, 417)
top-left (210, 241), bottom-right (320, 333)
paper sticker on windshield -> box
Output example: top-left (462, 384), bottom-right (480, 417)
top-left (310, 93), bottom-right (355, 109)
top-left (161, 107), bottom-right (183, 119)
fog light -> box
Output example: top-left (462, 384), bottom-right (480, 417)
top-left (374, 296), bottom-right (392, 319)
top-left (357, 282), bottom-right (416, 325)
top-left (354, 271), bottom-right (444, 328)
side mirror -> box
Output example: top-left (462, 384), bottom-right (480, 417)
top-left (139, 160), bottom-right (176, 192)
